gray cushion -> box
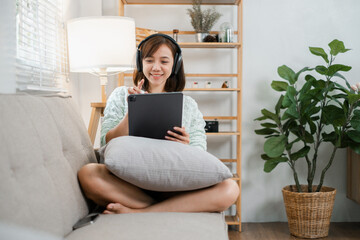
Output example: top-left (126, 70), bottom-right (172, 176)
top-left (66, 212), bottom-right (228, 240)
top-left (0, 222), bottom-right (63, 240)
top-left (104, 136), bottom-right (232, 191)
top-left (0, 94), bottom-right (97, 237)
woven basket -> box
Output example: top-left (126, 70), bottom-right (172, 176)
top-left (282, 185), bottom-right (336, 238)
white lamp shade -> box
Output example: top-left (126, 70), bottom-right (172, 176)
top-left (67, 16), bottom-right (136, 73)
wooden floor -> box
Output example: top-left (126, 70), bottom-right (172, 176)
top-left (228, 222), bottom-right (360, 240)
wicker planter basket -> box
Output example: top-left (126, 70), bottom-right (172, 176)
top-left (282, 185), bottom-right (336, 238)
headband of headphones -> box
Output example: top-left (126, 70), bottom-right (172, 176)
top-left (136, 33), bottom-right (182, 76)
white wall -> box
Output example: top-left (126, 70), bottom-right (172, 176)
top-left (70, 0), bottom-right (360, 222)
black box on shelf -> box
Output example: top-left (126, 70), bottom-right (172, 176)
top-left (205, 120), bottom-right (219, 132)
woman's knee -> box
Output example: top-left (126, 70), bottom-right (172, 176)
top-left (215, 179), bottom-right (239, 211)
top-left (78, 163), bottom-right (106, 196)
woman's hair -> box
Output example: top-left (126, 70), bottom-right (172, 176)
top-left (133, 35), bottom-right (185, 92)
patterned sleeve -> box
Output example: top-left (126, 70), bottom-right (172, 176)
top-left (186, 97), bottom-right (207, 151)
top-left (100, 87), bottom-right (128, 146)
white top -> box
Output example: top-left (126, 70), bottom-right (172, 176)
top-left (101, 86), bottom-right (207, 151)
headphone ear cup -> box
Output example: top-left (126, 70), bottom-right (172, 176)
top-left (174, 53), bottom-right (182, 75)
top-left (136, 49), bottom-right (142, 72)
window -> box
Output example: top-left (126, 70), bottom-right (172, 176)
top-left (16, 0), bottom-right (68, 92)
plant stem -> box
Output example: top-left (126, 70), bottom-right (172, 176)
top-left (316, 100), bottom-right (357, 192)
top-left (316, 146), bottom-right (338, 191)
top-left (291, 86), bottom-right (309, 192)
top-left (310, 67), bottom-right (333, 191)
top-left (277, 116), bottom-right (302, 192)
top-left (291, 163), bottom-right (302, 192)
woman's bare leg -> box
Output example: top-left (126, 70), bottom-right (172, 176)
top-left (103, 179), bottom-right (239, 214)
top-left (78, 163), bottom-right (155, 208)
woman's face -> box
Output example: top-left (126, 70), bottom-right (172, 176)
top-left (142, 44), bottom-right (174, 93)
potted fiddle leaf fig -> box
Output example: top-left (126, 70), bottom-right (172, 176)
top-left (187, 0), bottom-right (221, 42)
top-left (254, 39), bottom-right (360, 238)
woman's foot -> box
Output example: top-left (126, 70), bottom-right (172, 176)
top-left (103, 203), bottom-right (141, 214)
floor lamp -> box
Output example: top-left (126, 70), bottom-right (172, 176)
top-left (67, 16), bottom-right (136, 102)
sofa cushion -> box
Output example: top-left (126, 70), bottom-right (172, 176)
top-left (0, 93), bottom-right (97, 237)
top-left (104, 136), bottom-right (232, 191)
top-left (0, 222), bottom-right (64, 240)
top-left (65, 212), bottom-right (229, 240)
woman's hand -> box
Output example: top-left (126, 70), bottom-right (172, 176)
top-left (165, 126), bottom-right (190, 145)
top-left (128, 79), bottom-right (147, 95)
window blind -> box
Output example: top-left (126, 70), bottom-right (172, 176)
top-left (16, 0), bottom-right (68, 92)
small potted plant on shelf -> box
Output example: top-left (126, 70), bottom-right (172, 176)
top-left (254, 39), bottom-right (360, 238)
top-left (187, 0), bottom-right (221, 42)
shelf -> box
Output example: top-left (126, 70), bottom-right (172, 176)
top-left (186, 73), bottom-right (238, 77)
top-left (179, 42), bottom-right (241, 48)
top-left (232, 173), bottom-right (240, 180)
top-left (134, 42), bottom-right (240, 48)
top-left (225, 215), bottom-right (241, 225)
top-left (159, 30), bottom-right (239, 35)
top-left (206, 132), bottom-right (240, 136)
top-left (124, 73), bottom-right (238, 78)
top-left (220, 159), bottom-right (237, 163)
top-left (122, 0), bottom-right (240, 5)
top-left (204, 116), bottom-right (237, 120)
top-left (184, 88), bottom-right (240, 91)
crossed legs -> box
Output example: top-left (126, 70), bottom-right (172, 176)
top-left (78, 163), bottom-right (239, 214)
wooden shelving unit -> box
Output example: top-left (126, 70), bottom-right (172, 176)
top-left (118, 0), bottom-right (243, 231)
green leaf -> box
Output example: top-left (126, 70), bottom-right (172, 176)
top-left (255, 128), bottom-right (279, 135)
top-left (278, 65), bottom-right (296, 84)
top-left (348, 92), bottom-right (360, 105)
top-left (261, 122), bottom-right (278, 128)
top-left (290, 146), bottom-right (310, 161)
top-left (304, 131), bottom-right (315, 143)
top-left (284, 104), bottom-right (299, 119)
top-left (328, 39), bottom-right (351, 56)
top-left (351, 115), bottom-right (360, 131)
top-left (305, 74), bottom-right (316, 82)
top-left (294, 67), bottom-right (313, 81)
top-left (347, 130), bottom-right (360, 143)
top-left (327, 64), bottom-right (352, 76)
top-left (283, 119), bottom-right (297, 132)
top-left (261, 154), bottom-right (272, 161)
top-left (322, 105), bottom-right (346, 126)
top-left (282, 94), bottom-right (292, 108)
top-left (309, 47), bottom-right (329, 63)
top-left (261, 109), bottom-right (280, 124)
top-left (275, 95), bottom-right (284, 115)
top-left (313, 79), bottom-right (326, 89)
top-left (354, 110), bottom-right (360, 117)
top-left (286, 86), bottom-right (297, 104)
top-left (333, 83), bottom-right (348, 93)
top-left (315, 65), bottom-right (328, 75)
top-left (264, 135), bottom-right (287, 158)
top-left (322, 131), bottom-right (337, 144)
top-left (271, 81), bottom-right (289, 92)
top-left (264, 157), bottom-right (288, 173)
top-left (333, 72), bottom-right (351, 89)
top-left (254, 115), bottom-right (267, 121)
top-left (299, 79), bottom-right (314, 98)
top-left (286, 137), bottom-right (301, 151)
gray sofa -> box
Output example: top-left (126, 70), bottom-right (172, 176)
top-left (0, 93), bottom-right (228, 240)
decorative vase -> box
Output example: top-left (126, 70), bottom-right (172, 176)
top-left (219, 22), bottom-right (233, 42)
top-left (195, 33), bottom-right (208, 42)
top-left (282, 185), bottom-right (336, 238)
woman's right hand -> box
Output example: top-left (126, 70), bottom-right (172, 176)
top-left (128, 79), bottom-right (147, 95)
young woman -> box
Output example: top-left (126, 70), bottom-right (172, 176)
top-left (78, 34), bottom-right (239, 214)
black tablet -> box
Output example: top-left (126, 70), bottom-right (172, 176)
top-left (128, 92), bottom-right (183, 139)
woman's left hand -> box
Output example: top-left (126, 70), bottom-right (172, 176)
top-left (165, 126), bottom-right (190, 145)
